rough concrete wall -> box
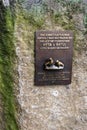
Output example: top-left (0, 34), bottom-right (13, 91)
top-left (15, 1), bottom-right (87, 130)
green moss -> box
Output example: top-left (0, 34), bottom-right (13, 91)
top-left (17, 4), bottom-right (45, 28)
top-left (0, 2), bottom-right (19, 130)
top-left (27, 14), bottom-right (44, 28)
top-left (52, 11), bottom-right (83, 51)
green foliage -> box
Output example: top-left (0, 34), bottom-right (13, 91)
top-left (66, 0), bottom-right (84, 13)
top-left (0, 3), bottom-right (19, 130)
top-left (28, 14), bottom-right (44, 28)
top-left (19, 9), bottom-right (44, 28)
top-left (53, 8), bottom-right (84, 50)
top-left (55, 0), bottom-right (84, 13)
top-left (17, 0), bottom-right (45, 28)
top-left (54, 12), bottom-right (74, 29)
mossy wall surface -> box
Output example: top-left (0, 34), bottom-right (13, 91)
top-left (0, 1), bottom-right (19, 130)
top-left (0, 0), bottom-right (87, 130)
top-left (15, 1), bottom-right (87, 130)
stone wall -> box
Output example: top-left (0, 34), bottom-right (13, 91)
top-left (14, 0), bottom-right (87, 130)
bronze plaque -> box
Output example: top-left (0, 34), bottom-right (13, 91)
top-left (35, 30), bottom-right (73, 85)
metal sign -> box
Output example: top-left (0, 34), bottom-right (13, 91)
top-left (35, 30), bottom-right (73, 85)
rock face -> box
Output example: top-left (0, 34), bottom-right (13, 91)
top-left (14, 1), bottom-right (87, 130)
top-left (2, 0), bottom-right (10, 6)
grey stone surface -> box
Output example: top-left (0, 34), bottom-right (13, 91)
top-left (14, 1), bottom-right (87, 130)
top-left (2, 0), bottom-right (10, 6)
top-left (15, 26), bottom-right (87, 130)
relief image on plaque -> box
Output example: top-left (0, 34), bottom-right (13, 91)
top-left (35, 30), bottom-right (73, 85)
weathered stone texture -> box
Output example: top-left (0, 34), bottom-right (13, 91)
top-left (15, 1), bottom-right (87, 130)
top-left (15, 28), bottom-right (87, 130)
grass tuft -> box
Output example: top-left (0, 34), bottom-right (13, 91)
top-left (0, 2), bottom-right (19, 130)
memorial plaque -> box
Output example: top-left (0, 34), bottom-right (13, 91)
top-left (35, 30), bottom-right (73, 85)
